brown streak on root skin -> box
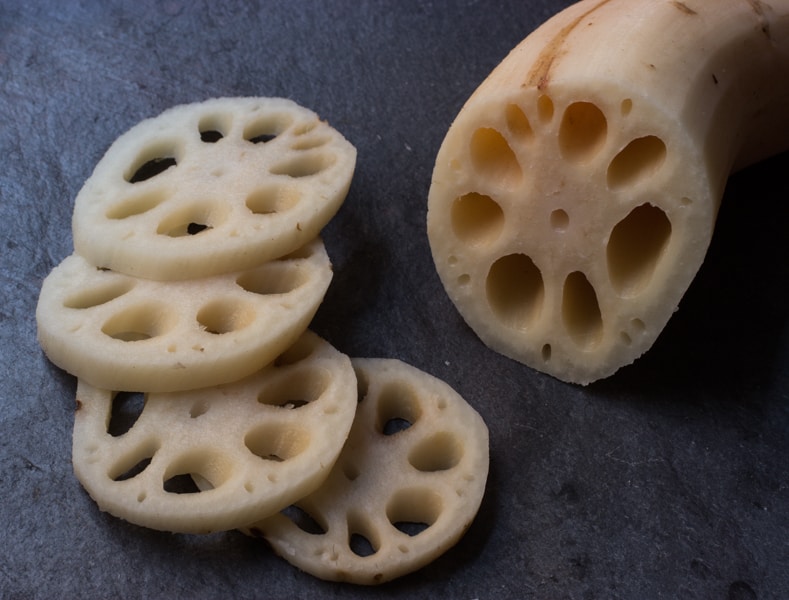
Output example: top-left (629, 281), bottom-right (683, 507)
top-left (672, 1), bottom-right (698, 15)
top-left (746, 0), bottom-right (772, 39)
top-left (747, 0), bottom-right (765, 17)
top-left (526, 0), bottom-right (615, 90)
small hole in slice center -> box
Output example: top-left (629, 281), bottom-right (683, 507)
top-left (550, 209), bottom-right (569, 231)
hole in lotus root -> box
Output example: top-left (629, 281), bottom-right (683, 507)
top-left (291, 134), bottom-right (331, 151)
top-left (243, 111), bottom-right (294, 144)
top-left (273, 334), bottom-right (318, 367)
top-left (607, 135), bottom-right (667, 190)
top-left (156, 201), bottom-right (226, 238)
top-left (281, 504), bottom-right (326, 535)
top-left (341, 459), bottom-right (360, 481)
top-left (257, 368), bottom-right (329, 409)
top-left (196, 298), bottom-right (255, 334)
top-left (162, 450), bottom-right (232, 494)
top-left (64, 280), bottom-right (134, 310)
top-left (112, 456), bottom-right (153, 482)
top-left (349, 534), bottom-right (376, 558)
top-left (559, 102), bottom-right (607, 162)
top-left (101, 302), bottom-right (176, 342)
top-left (607, 203), bottom-right (671, 297)
top-left (236, 264), bottom-right (306, 296)
top-left (469, 127), bottom-right (522, 188)
top-left (383, 417), bottom-right (412, 435)
top-left (163, 473), bottom-right (201, 494)
top-left (292, 121), bottom-right (318, 136)
top-left (506, 103), bottom-right (533, 139)
top-left (270, 151), bottom-right (336, 178)
top-left (550, 208), bottom-right (569, 231)
top-left (451, 192), bottom-right (504, 246)
top-left (185, 471), bottom-right (213, 492)
top-left (105, 189), bottom-right (167, 220)
top-left (245, 423), bottom-right (309, 462)
top-left (537, 94), bottom-right (554, 122)
top-left (386, 487), bottom-right (442, 536)
top-left (199, 130), bottom-right (223, 143)
top-left (562, 271), bottom-right (603, 349)
top-left (189, 400), bottom-right (209, 418)
top-left (108, 440), bottom-right (158, 482)
top-left (125, 140), bottom-right (179, 183)
top-left (198, 113), bottom-right (231, 143)
top-left (486, 254), bottom-right (544, 330)
top-left (245, 183), bottom-right (301, 215)
top-left (347, 511), bottom-right (379, 557)
top-left (188, 223), bottom-right (209, 235)
top-left (375, 382), bottom-right (422, 435)
top-left (108, 391), bottom-right (146, 437)
top-left (409, 431), bottom-right (463, 472)
top-left (127, 157), bottom-right (176, 183)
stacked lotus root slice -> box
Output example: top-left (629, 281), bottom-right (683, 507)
top-left (36, 97), bottom-right (489, 585)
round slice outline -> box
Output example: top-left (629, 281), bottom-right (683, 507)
top-left (249, 358), bottom-right (490, 585)
top-left (71, 331), bottom-right (358, 534)
top-left (72, 96), bottom-right (356, 281)
top-left (36, 238), bottom-right (332, 393)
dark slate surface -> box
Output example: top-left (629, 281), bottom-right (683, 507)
top-left (1, 1), bottom-right (787, 598)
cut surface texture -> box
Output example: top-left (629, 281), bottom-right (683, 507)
top-left (36, 239), bottom-right (332, 392)
top-left (72, 97), bottom-right (356, 280)
top-left (427, 0), bottom-right (789, 384)
top-left (71, 331), bottom-right (357, 534)
top-left (250, 358), bottom-right (490, 585)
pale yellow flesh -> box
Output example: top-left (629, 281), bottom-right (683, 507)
top-left (36, 238), bottom-right (332, 393)
top-left (427, 0), bottom-right (789, 384)
top-left (72, 97), bottom-right (356, 281)
top-left (72, 331), bottom-right (357, 535)
top-left (250, 358), bottom-right (490, 585)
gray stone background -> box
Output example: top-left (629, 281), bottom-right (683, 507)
top-left (1, 1), bottom-right (787, 598)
